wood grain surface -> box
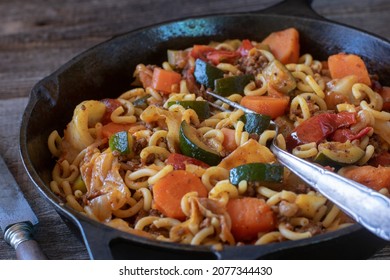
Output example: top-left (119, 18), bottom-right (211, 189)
top-left (1, 0), bottom-right (389, 260)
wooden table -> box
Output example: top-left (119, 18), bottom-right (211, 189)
top-left (1, 0), bottom-right (390, 260)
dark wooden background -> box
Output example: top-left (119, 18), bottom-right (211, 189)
top-left (1, 0), bottom-right (389, 260)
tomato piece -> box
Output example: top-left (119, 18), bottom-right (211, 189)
top-left (286, 112), bottom-right (356, 150)
top-left (166, 153), bottom-right (209, 170)
top-left (331, 127), bottom-right (373, 143)
top-left (100, 98), bottom-right (122, 125)
top-left (190, 45), bottom-right (240, 65)
top-left (237, 39), bottom-right (254, 56)
top-left (206, 50), bottom-right (240, 65)
top-left (190, 45), bottom-right (215, 60)
top-left (334, 111), bottom-right (357, 127)
top-left (369, 152), bottom-right (390, 167)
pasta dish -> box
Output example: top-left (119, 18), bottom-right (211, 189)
top-left (47, 27), bottom-right (390, 247)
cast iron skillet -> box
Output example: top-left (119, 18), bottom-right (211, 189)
top-left (20, 0), bottom-right (390, 259)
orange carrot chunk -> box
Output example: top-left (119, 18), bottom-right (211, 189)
top-left (240, 95), bottom-right (289, 119)
top-left (328, 53), bottom-right (371, 86)
top-left (341, 166), bottom-right (390, 192)
top-left (226, 197), bottom-right (275, 242)
top-left (152, 170), bottom-right (208, 220)
top-left (152, 67), bottom-right (182, 94)
top-left (101, 122), bottom-right (133, 138)
top-left (267, 85), bottom-right (286, 98)
top-left (261, 27), bottom-right (300, 64)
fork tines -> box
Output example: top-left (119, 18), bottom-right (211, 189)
top-left (205, 90), bottom-right (257, 114)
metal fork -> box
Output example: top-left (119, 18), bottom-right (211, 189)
top-left (206, 90), bottom-right (390, 241)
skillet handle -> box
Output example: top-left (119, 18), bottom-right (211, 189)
top-left (215, 244), bottom-right (276, 260)
top-left (257, 0), bottom-right (324, 20)
top-left (78, 219), bottom-right (116, 260)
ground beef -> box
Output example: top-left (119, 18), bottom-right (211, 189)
top-left (238, 50), bottom-right (269, 76)
top-left (300, 222), bottom-right (325, 236)
top-left (133, 137), bottom-right (148, 154)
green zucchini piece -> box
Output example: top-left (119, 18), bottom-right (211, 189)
top-left (179, 120), bottom-right (222, 166)
top-left (167, 100), bottom-right (211, 119)
top-left (262, 60), bottom-right (296, 94)
top-left (133, 94), bottom-right (151, 109)
top-left (314, 142), bottom-right (365, 169)
top-left (109, 131), bottom-right (133, 155)
top-left (230, 163), bottom-right (284, 185)
top-left (194, 59), bottom-right (225, 89)
top-left (239, 113), bottom-right (271, 135)
top-left (214, 74), bottom-right (255, 96)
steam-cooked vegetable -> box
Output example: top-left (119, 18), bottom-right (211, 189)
top-left (314, 142), bottom-right (365, 169)
top-left (109, 131), bottom-right (133, 155)
top-left (179, 120), bottom-right (222, 166)
top-left (328, 53), bottom-right (371, 86)
top-left (263, 60), bottom-right (296, 94)
top-left (261, 27), bottom-right (300, 64)
top-left (229, 163), bottom-right (284, 185)
top-left (214, 74), bottom-right (254, 96)
top-left (194, 59), bottom-right (225, 89)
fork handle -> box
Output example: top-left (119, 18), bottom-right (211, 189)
top-left (270, 144), bottom-right (390, 241)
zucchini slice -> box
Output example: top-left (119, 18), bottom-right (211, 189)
top-left (263, 60), bottom-right (296, 94)
top-left (133, 94), bottom-right (151, 109)
top-left (109, 131), bottom-right (133, 155)
top-left (179, 120), bottom-right (222, 166)
top-left (194, 59), bottom-right (225, 89)
top-left (239, 113), bottom-right (271, 135)
top-left (230, 162), bottom-right (284, 185)
top-left (314, 142), bottom-right (365, 169)
top-left (167, 49), bottom-right (188, 69)
top-left (214, 74), bottom-right (255, 96)
top-left (167, 100), bottom-right (210, 119)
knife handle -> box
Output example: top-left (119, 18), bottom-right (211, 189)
top-left (15, 240), bottom-right (48, 260)
top-left (4, 222), bottom-right (48, 260)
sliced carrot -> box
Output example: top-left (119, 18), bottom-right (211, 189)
top-left (166, 153), bottom-right (209, 170)
top-left (328, 53), bottom-right (371, 86)
top-left (261, 27), bottom-right (300, 64)
top-left (152, 170), bottom-right (208, 220)
top-left (221, 127), bottom-right (237, 152)
top-left (226, 197), bottom-right (275, 242)
top-left (341, 165), bottom-right (390, 192)
top-left (240, 95), bottom-right (289, 119)
top-left (152, 67), bottom-right (182, 94)
top-left (267, 85), bottom-right (286, 98)
top-left (380, 86), bottom-right (390, 111)
top-left (101, 122), bottom-right (133, 138)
